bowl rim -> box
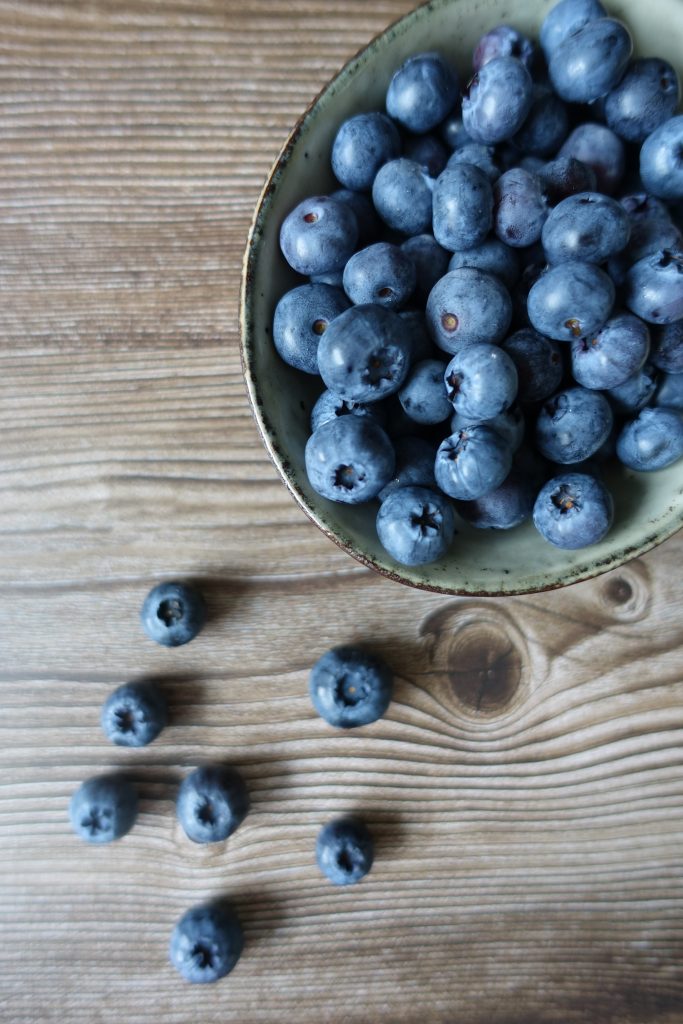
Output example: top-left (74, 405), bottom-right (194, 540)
top-left (239, 0), bottom-right (683, 597)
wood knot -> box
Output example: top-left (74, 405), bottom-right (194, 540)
top-left (447, 619), bottom-right (522, 714)
top-left (598, 562), bottom-right (651, 622)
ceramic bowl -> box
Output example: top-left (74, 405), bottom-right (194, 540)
top-left (240, 0), bottom-right (683, 596)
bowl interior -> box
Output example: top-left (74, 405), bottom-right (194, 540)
top-left (241, 0), bottom-right (683, 595)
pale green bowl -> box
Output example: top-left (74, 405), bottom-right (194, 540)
top-left (240, 0), bottom-right (683, 595)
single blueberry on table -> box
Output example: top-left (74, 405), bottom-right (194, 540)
top-left (548, 17), bottom-right (632, 104)
top-left (448, 237), bottom-right (520, 291)
top-left (512, 84), bottom-right (570, 158)
top-left (426, 267), bottom-right (512, 353)
top-left (559, 123), bottom-right (625, 195)
top-left (624, 249), bottom-right (683, 325)
top-left (434, 425), bottom-right (512, 500)
top-left (501, 328), bottom-right (564, 404)
top-left (399, 359), bottom-right (451, 424)
top-left (606, 364), bottom-right (659, 414)
top-left (310, 390), bottom-right (387, 434)
top-left (604, 59), bottom-right (680, 144)
top-left (456, 467), bottom-right (536, 530)
top-left (538, 156), bottom-right (597, 207)
top-left (472, 24), bottom-right (535, 73)
top-left (305, 416), bottom-right (395, 505)
top-left (432, 164), bottom-right (493, 251)
top-left (372, 158), bottom-right (433, 236)
top-left (309, 646), bottom-right (393, 729)
top-left (100, 681), bottom-right (167, 748)
top-left (617, 407), bottom-right (683, 471)
top-left (273, 283), bottom-right (351, 375)
top-left (540, 0), bottom-right (607, 60)
top-left (541, 192), bottom-right (631, 266)
top-left (570, 312), bottom-right (650, 391)
top-left (169, 903), bottom-right (243, 984)
top-left (651, 321), bottom-right (683, 374)
top-left (404, 133), bottom-right (448, 178)
top-left (176, 765), bottom-right (249, 844)
top-left (316, 304), bottom-right (412, 403)
top-left (493, 168), bottom-right (549, 248)
top-left (378, 435), bottom-right (437, 502)
top-left (343, 243), bottom-right (416, 311)
top-left (376, 484), bottom-right (456, 565)
top-left (69, 774), bottom-right (138, 844)
top-left (447, 143), bottom-right (500, 183)
top-left (535, 386), bottom-right (613, 464)
top-left (400, 234), bottom-right (450, 300)
top-left (527, 261), bottom-right (615, 343)
top-left (279, 195), bottom-right (358, 277)
top-left (462, 56), bottom-right (534, 145)
top-left (331, 112), bottom-right (401, 192)
top-left (316, 818), bottom-right (374, 886)
top-left (533, 472), bottom-right (614, 549)
top-left (386, 52), bottom-right (459, 134)
top-left (654, 372), bottom-right (683, 410)
top-left (444, 343), bottom-right (518, 422)
top-left (640, 116), bottom-right (683, 201)
top-left (140, 581), bottom-right (206, 647)
top-left (331, 188), bottom-right (380, 247)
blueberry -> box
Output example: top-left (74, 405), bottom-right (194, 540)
top-left (432, 164), bottom-right (493, 251)
top-left (399, 308), bottom-right (437, 362)
top-left (316, 304), bottom-right (412, 402)
top-left (456, 467), bottom-right (536, 530)
top-left (604, 59), bottom-right (680, 144)
top-left (372, 159), bottom-right (434, 236)
top-left (640, 116), bottom-right (683, 201)
top-left (399, 359), bottom-right (451, 424)
top-left (447, 237), bottom-right (520, 290)
top-left (533, 472), bottom-right (614, 549)
top-left (616, 406), bottom-right (683, 471)
top-left (651, 321), bottom-right (683, 374)
top-left (501, 328), bottom-right (564, 403)
top-left (404, 133), bottom-right (448, 177)
top-left (435, 425), bottom-right (512, 500)
top-left (549, 17), bottom-right (632, 104)
top-left (624, 249), bottom-right (683, 325)
top-left (331, 112), bottom-right (401, 192)
top-left (451, 405), bottom-right (525, 452)
top-left (378, 435), bottom-right (437, 502)
top-left (273, 283), bottom-right (351, 374)
top-left (316, 818), bottom-right (374, 886)
top-left (310, 390), bottom-right (387, 433)
top-left (511, 259), bottom-right (546, 328)
top-left (527, 261), bottom-right (615, 343)
top-left (376, 485), bottom-right (455, 565)
top-left (169, 903), bottom-right (243, 984)
top-left (512, 84), bottom-right (570, 157)
top-left (472, 25), bottom-right (535, 73)
top-left (540, 0), bottom-right (607, 60)
top-left (176, 765), bottom-right (249, 844)
top-left (538, 156), bottom-right (597, 206)
top-left (304, 416), bottom-right (395, 504)
top-left (618, 193), bottom-right (681, 264)
top-left (606, 363), bottom-right (659, 414)
top-left (541, 192), bottom-right (630, 267)
top-left (100, 681), bottom-right (167, 748)
top-left (559, 123), bottom-right (625, 195)
top-left (386, 52), bottom-right (459, 134)
top-left (462, 56), bottom-right (534, 145)
top-left (331, 188), bottom-right (380, 246)
top-left (570, 312), bottom-right (650, 390)
top-left (447, 143), bottom-right (500, 183)
top-left (280, 195), bottom-right (358, 277)
top-left (343, 243), bottom-right (416, 311)
top-left (69, 774), bottom-right (138, 844)
top-left (654, 372), bottom-right (683, 410)
top-left (439, 113), bottom-right (471, 151)
top-left (426, 268), bottom-right (512, 353)
top-left (493, 168), bottom-right (549, 248)
top-left (140, 581), bottom-right (206, 647)
top-left (400, 234), bottom-right (450, 299)
top-left (444, 343), bottom-right (518, 422)
top-left (535, 386), bottom-right (613, 463)
top-left (309, 646), bottom-right (392, 729)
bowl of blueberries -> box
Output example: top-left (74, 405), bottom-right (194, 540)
top-left (240, 0), bottom-right (683, 595)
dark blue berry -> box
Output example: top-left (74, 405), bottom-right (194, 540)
top-left (616, 407), bottom-right (683, 471)
top-left (624, 249), bottom-right (683, 325)
top-left (331, 188), bottom-right (380, 246)
top-left (540, 0), bottom-right (607, 60)
top-left (376, 485), bottom-right (455, 565)
top-left (404, 133), bottom-right (448, 178)
top-left (542, 192), bottom-right (630, 266)
top-left (618, 193), bottom-right (681, 264)
top-left (69, 774), bottom-right (138, 844)
top-left (316, 304), bottom-right (412, 402)
top-left (559, 123), bottom-right (625, 195)
top-left (432, 164), bottom-right (493, 251)
top-left (169, 903), bottom-right (243, 984)
top-left (273, 283), bottom-right (350, 374)
top-left (651, 321), bottom-right (683, 374)
top-left (493, 167), bottom-right (549, 248)
top-left (309, 646), bottom-right (392, 729)
top-left (399, 359), bottom-right (451, 424)
top-left (535, 386), bottom-right (613, 463)
top-left (426, 267), bottom-right (512, 353)
top-left (343, 242), bottom-right (416, 310)
top-left (372, 159), bottom-right (433, 235)
top-left (527, 261), bottom-right (615, 342)
top-left (305, 416), bottom-right (395, 504)
top-left (448, 237), bottom-right (520, 290)
top-left (654, 372), bottom-right (683, 410)
top-left (176, 765), bottom-right (249, 844)
top-left (140, 581), bottom-right (206, 648)
top-left (439, 113), bottom-right (471, 151)
top-left (549, 18), bottom-right (632, 104)
top-left (447, 143), bottom-right (500, 183)
top-left (400, 235), bottom-right (450, 299)
top-left (606, 364), bottom-right (659, 414)
top-left (399, 308), bottom-right (437, 361)
top-left (378, 435), bottom-right (437, 502)
top-left (316, 818), bottom-right (374, 886)
top-left (604, 59), bottom-right (680, 144)
top-left (533, 472), bottom-right (614, 549)
top-left (457, 467), bottom-right (536, 529)
top-left (435, 425), bottom-right (512, 500)
top-left (386, 52), bottom-right (459, 134)
top-left (100, 681), bottom-right (167, 748)
top-left (331, 113), bottom-right (401, 192)
top-left (502, 328), bottom-right (564, 403)
top-left (640, 116), bottom-right (683, 201)
top-left (310, 390), bottom-right (387, 433)
top-left (280, 195), bottom-right (358, 276)
top-left (512, 84), bottom-right (570, 157)
top-left (538, 156), bottom-right (597, 206)
top-left (445, 343), bottom-right (518, 421)
top-left (462, 56), bottom-right (534, 144)
top-left (570, 312), bottom-right (650, 390)
top-left (473, 25), bottom-right (535, 73)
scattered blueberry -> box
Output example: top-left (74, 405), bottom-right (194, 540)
top-left (462, 56), bottom-right (534, 144)
top-left (100, 681), bottom-right (167, 748)
top-left (140, 581), bottom-right (206, 648)
top-left (377, 484), bottom-right (455, 565)
top-left (279, 195), bottom-right (358, 277)
top-left (176, 765), bottom-right (249, 844)
top-left (432, 164), bottom-right (493, 251)
top-left (309, 646), bottom-right (393, 729)
top-left (69, 774), bottom-right (138, 844)
top-left (317, 304), bottom-right (411, 402)
top-left (527, 261), bottom-right (615, 343)
top-left (169, 903), bottom-right (243, 984)
top-left (536, 386), bottom-right (613, 463)
top-left (316, 817), bottom-right (374, 886)
top-left (273, 283), bottom-right (350, 374)
top-left (616, 407), bottom-right (683, 471)
top-left (426, 267), bottom-right (512, 353)
top-left (331, 112), bottom-right (401, 192)
top-left (305, 415), bottom-right (395, 504)
top-left (435, 425), bottom-right (512, 500)
top-left (533, 472), bottom-right (614, 548)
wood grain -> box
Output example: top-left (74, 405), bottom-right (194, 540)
top-left (2, 2), bottom-right (683, 1022)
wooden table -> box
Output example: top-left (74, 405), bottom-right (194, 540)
top-left (3, 2), bottom-right (683, 1020)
